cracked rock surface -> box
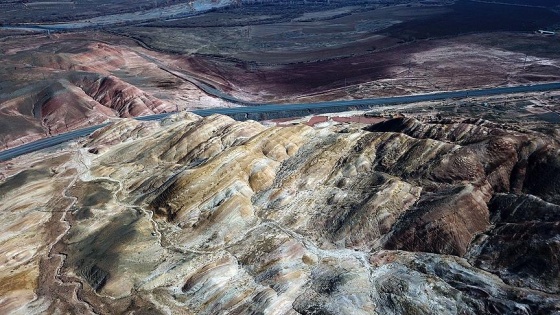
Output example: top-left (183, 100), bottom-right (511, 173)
top-left (1, 113), bottom-right (559, 314)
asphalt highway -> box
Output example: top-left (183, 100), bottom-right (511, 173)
top-left (0, 124), bottom-right (110, 163)
top-left (1, 82), bottom-right (560, 162)
top-left (190, 82), bottom-right (560, 116)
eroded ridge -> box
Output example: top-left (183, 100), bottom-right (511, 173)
top-left (1, 113), bottom-right (559, 314)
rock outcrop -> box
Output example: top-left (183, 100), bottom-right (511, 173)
top-left (1, 114), bottom-right (559, 314)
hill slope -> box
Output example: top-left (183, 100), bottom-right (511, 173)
top-left (1, 113), bottom-right (559, 314)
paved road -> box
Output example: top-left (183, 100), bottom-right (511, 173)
top-left (1, 82), bottom-right (560, 162)
top-left (0, 124), bottom-right (109, 163)
top-left (190, 82), bottom-right (560, 117)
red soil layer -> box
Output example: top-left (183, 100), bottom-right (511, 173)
top-left (177, 33), bottom-right (560, 102)
top-left (306, 116), bottom-right (328, 126)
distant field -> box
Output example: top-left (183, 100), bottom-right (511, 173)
top-left (0, 0), bottom-right (178, 24)
top-left (116, 5), bottom-right (450, 63)
top-left (117, 0), bottom-right (560, 64)
top-left (475, 0), bottom-right (559, 7)
top-left (111, 0), bottom-right (560, 102)
top-left (382, 0), bottom-right (560, 40)
top-left (2, 0), bottom-right (560, 103)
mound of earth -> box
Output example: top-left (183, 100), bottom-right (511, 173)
top-left (0, 34), bottom-right (232, 150)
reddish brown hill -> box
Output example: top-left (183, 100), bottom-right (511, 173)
top-left (0, 73), bottom-right (173, 149)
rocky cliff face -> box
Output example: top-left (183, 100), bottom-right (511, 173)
top-left (1, 113), bottom-right (559, 314)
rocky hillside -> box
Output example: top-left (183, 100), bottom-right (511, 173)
top-left (0, 73), bottom-right (172, 149)
top-left (0, 113), bottom-right (559, 314)
top-left (0, 36), bottom-right (232, 150)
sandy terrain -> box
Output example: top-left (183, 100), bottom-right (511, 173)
top-left (160, 32), bottom-right (560, 103)
top-left (112, 0), bottom-right (560, 102)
